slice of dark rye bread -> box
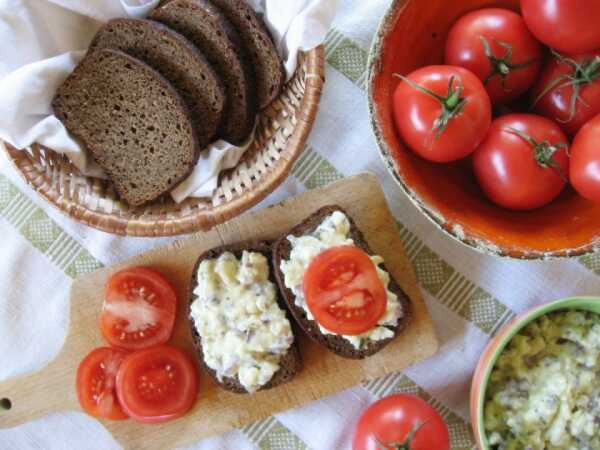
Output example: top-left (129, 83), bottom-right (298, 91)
top-left (150, 0), bottom-right (257, 145)
top-left (272, 205), bottom-right (412, 359)
top-left (52, 49), bottom-right (197, 206)
top-left (188, 241), bottom-right (303, 394)
top-left (208, 0), bottom-right (284, 109)
top-left (89, 18), bottom-right (225, 149)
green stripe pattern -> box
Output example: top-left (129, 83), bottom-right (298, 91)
top-left (325, 29), bottom-right (368, 89)
top-left (579, 253), bottom-right (600, 276)
top-left (400, 224), bottom-right (516, 335)
top-left (0, 175), bottom-right (102, 278)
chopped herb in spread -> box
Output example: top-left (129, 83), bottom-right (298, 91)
top-left (485, 310), bottom-right (600, 450)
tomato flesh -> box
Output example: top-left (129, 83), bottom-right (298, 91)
top-left (76, 347), bottom-right (129, 420)
top-left (352, 394), bottom-right (450, 450)
top-left (393, 65), bottom-right (492, 163)
top-left (570, 114), bottom-right (600, 202)
top-left (115, 345), bottom-right (198, 423)
top-left (101, 267), bottom-right (177, 350)
top-left (303, 246), bottom-right (387, 335)
top-left (473, 114), bottom-right (569, 210)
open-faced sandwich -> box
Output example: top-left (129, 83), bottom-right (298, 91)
top-left (273, 206), bottom-right (411, 359)
top-left (189, 242), bottom-right (302, 394)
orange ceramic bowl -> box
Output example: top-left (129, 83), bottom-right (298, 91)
top-left (469, 296), bottom-right (600, 449)
top-left (367, 0), bottom-right (600, 259)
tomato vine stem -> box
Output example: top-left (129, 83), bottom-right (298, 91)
top-left (393, 73), bottom-right (467, 139)
top-left (480, 36), bottom-right (538, 91)
top-left (506, 127), bottom-right (567, 181)
top-left (532, 50), bottom-right (600, 123)
top-left (375, 421), bottom-right (426, 450)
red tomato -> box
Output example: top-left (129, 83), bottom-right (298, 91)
top-left (101, 267), bottom-right (177, 350)
top-left (76, 347), bottom-right (129, 421)
top-left (303, 246), bottom-right (387, 335)
top-left (393, 65), bottom-right (492, 162)
top-left (570, 114), bottom-right (600, 202)
top-left (521, 0), bottom-right (600, 54)
top-left (473, 114), bottom-right (569, 210)
top-left (352, 394), bottom-right (450, 450)
top-left (445, 8), bottom-right (542, 104)
top-left (531, 51), bottom-right (600, 137)
top-left (116, 345), bottom-right (198, 423)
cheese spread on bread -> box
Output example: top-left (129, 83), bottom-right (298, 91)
top-left (280, 211), bottom-right (402, 349)
top-left (190, 251), bottom-right (294, 393)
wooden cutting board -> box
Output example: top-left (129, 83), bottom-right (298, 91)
top-left (0, 173), bottom-right (438, 449)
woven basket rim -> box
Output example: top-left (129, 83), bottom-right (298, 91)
top-left (3, 46), bottom-right (325, 237)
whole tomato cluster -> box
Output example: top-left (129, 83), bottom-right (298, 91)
top-left (392, 0), bottom-right (600, 210)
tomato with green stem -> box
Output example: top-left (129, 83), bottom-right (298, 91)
top-left (445, 8), bottom-right (542, 104)
top-left (472, 114), bottom-right (569, 211)
top-left (531, 50), bottom-right (600, 137)
top-left (393, 66), bottom-right (492, 163)
top-left (570, 113), bottom-right (600, 203)
top-left (521, 0), bottom-right (600, 55)
top-left (352, 394), bottom-right (450, 450)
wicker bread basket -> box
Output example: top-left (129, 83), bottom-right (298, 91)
top-left (3, 47), bottom-right (324, 237)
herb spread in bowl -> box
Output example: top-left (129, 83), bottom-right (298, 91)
top-left (484, 310), bottom-right (600, 450)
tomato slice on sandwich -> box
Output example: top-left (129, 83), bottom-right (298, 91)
top-left (116, 345), bottom-right (198, 423)
top-left (101, 267), bottom-right (177, 350)
top-left (76, 347), bottom-right (129, 420)
top-left (303, 246), bottom-right (387, 335)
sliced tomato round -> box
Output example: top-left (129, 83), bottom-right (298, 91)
top-left (101, 267), bottom-right (177, 350)
top-left (115, 345), bottom-right (198, 423)
top-left (303, 246), bottom-right (387, 336)
top-left (76, 347), bottom-right (129, 421)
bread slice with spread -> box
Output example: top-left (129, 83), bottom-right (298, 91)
top-left (272, 206), bottom-right (411, 359)
top-left (189, 242), bottom-right (302, 393)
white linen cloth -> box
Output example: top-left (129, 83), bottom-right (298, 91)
top-left (3, 0), bottom-right (600, 449)
top-left (0, 0), bottom-right (337, 201)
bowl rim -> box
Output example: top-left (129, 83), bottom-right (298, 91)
top-left (473, 296), bottom-right (600, 449)
top-left (365, 0), bottom-right (598, 260)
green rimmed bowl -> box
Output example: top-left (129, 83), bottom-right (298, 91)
top-left (470, 296), bottom-right (600, 449)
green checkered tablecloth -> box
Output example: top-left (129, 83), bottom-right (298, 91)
top-left (2, 0), bottom-right (600, 449)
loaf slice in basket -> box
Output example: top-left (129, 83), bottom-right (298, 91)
top-left (89, 18), bottom-right (225, 149)
top-left (189, 242), bottom-right (302, 393)
top-left (272, 206), bottom-right (412, 359)
top-left (52, 49), bottom-right (197, 206)
top-left (150, 0), bottom-right (257, 145)
top-left (208, 0), bottom-right (284, 109)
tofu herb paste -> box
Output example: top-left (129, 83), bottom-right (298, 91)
top-left (280, 210), bottom-right (403, 349)
top-left (485, 310), bottom-right (600, 450)
top-left (190, 251), bottom-right (294, 393)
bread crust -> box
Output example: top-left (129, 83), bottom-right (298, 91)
top-left (150, 0), bottom-right (257, 145)
top-left (272, 206), bottom-right (412, 359)
top-left (208, 0), bottom-right (284, 109)
top-left (90, 18), bottom-right (225, 148)
top-left (188, 241), bottom-right (303, 394)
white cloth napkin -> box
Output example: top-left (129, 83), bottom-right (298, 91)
top-left (0, 0), bottom-right (337, 202)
